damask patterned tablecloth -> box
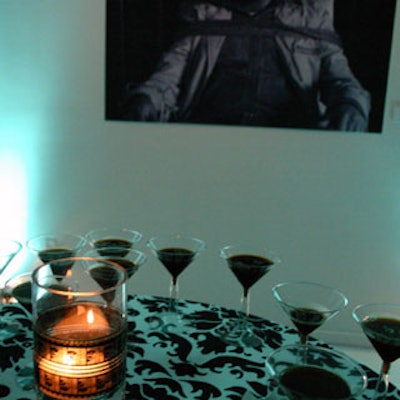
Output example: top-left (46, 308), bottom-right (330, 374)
top-left (0, 295), bottom-right (399, 399)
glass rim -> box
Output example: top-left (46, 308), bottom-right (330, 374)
top-left (0, 238), bottom-right (23, 256)
top-left (219, 244), bottom-right (281, 263)
top-left (4, 271), bottom-right (32, 287)
top-left (84, 247), bottom-right (146, 256)
top-left (85, 227), bottom-right (143, 241)
top-left (272, 280), bottom-right (348, 305)
top-left (26, 232), bottom-right (86, 249)
top-left (32, 256), bottom-right (127, 297)
top-left (267, 343), bottom-right (365, 363)
top-left (352, 302), bottom-right (400, 320)
top-left (147, 234), bottom-right (206, 250)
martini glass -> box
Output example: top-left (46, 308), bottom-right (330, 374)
top-left (220, 244), bottom-right (280, 343)
top-left (85, 227), bottom-right (143, 256)
top-left (84, 247), bottom-right (147, 281)
top-left (272, 281), bottom-right (348, 345)
top-left (0, 238), bottom-right (23, 323)
top-left (4, 272), bottom-right (33, 314)
top-left (78, 256), bottom-right (129, 306)
top-left (147, 234), bottom-right (205, 324)
top-left (353, 303), bottom-right (400, 400)
top-left (0, 238), bottom-right (22, 283)
top-left (27, 233), bottom-right (86, 279)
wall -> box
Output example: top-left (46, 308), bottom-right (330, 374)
top-left (1, 0), bottom-right (400, 347)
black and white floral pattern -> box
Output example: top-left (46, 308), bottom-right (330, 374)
top-left (1, 296), bottom-right (399, 399)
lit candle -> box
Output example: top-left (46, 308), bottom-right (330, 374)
top-left (52, 304), bottom-right (111, 340)
top-left (35, 303), bottom-right (126, 398)
top-left (33, 258), bottom-right (127, 399)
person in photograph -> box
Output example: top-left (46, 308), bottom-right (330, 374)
top-left (123, 0), bottom-right (371, 131)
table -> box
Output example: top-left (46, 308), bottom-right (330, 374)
top-left (1, 295), bottom-right (400, 399)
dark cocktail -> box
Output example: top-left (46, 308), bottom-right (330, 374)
top-left (266, 345), bottom-right (367, 400)
top-left (85, 247), bottom-right (147, 283)
top-left (273, 281), bottom-right (348, 345)
top-left (27, 233), bottom-right (86, 279)
top-left (5, 274), bottom-right (33, 313)
top-left (94, 238), bottom-right (132, 257)
top-left (220, 244), bottom-right (280, 345)
top-left (289, 307), bottom-right (326, 338)
top-left (281, 365), bottom-right (351, 399)
top-left (156, 247), bottom-right (195, 285)
top-left (85, 227), bottom-right (142, 258)
top-left (148, 234), bottom-right (205, 325)
top-left (353, 303), bottom-right (400, 400)
top-left (227, 254), bottom-right (274, 298)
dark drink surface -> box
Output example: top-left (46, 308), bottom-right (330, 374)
top-left (227, 254), bottom-right (274, 295)
top-left (280, 365), bottom-right (351, 399)
top-left (38, 248), bottom-right (74, 263)
top-left (157, 247), bottom-right (195, 282)
top-left (107, 257), bottom-right (139, 278)
top-left (11, 281), bottom-right (32, 313)
top-left (290, 307), bottom-right (326, 336)
top-left (94, 238), bottom-right (132, 257)
top-left (362, 317), bottom-right (400, 363)
top-left (38, 248), bottom-right (74, 277)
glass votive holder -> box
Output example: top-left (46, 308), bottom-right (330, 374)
top-left (32, 256), bottom-right (127, 400)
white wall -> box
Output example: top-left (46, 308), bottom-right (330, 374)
top-left (1, 0), bottom-right (400, 347)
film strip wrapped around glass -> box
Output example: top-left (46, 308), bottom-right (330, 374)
top-left (32, 256), bottom-right (127, 400)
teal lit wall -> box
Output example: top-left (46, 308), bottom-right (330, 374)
top-left (1, 0), bottom-right (400, 345)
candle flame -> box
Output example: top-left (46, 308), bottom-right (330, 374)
top-left (52, 304), bottom-right (111, 339)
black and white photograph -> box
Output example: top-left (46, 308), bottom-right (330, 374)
top-left (106, 0), bottom-right (396, 133)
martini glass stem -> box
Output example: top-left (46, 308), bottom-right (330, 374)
top-left (300, 333), bottom-right (308, 345)
top-left (241, 290), bottom-right (250, 316)
top-left (298, 334), bottom-right (309, 364)
top-left (237, 290), bottom-right (250, 332)
top-left (0, 256), bottom-right (13, 276)
top-left (373, 361), bottom-right (390, 400)
top-left (169, 278), bottom-right (179, 314)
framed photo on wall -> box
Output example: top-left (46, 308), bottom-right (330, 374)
top-left (106, 0), bottom-right (396, 133)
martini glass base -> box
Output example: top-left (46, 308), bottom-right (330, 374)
top-left (372, 363), bottom-right (390, 400)
top-left (216, 315), bottom-right (264, 348)
top-left (162, 310), bottom-right (186, 327)
top-left (147, 300), bottom-right (193, 333)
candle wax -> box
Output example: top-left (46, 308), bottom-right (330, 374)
top-left (52, 304), bottom-right (111, 340)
